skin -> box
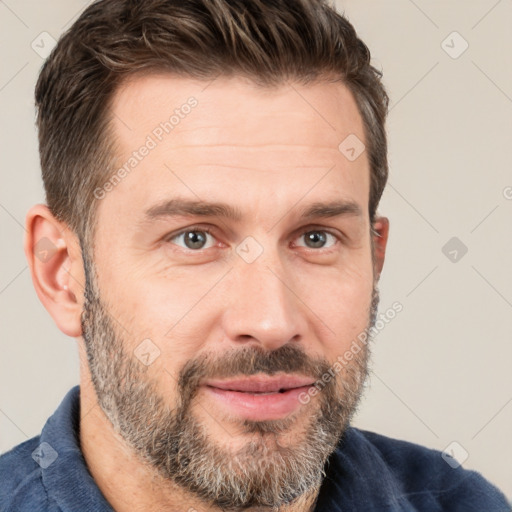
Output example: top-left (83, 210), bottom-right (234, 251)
top-left (25, 75), bottom-right (389, 512)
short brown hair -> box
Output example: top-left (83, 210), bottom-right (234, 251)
top-left (35, 0), bottom-right (389, 241)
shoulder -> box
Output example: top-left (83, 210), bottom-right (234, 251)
top-left (345, 427), bottom-right (510, 511)
top-left (0, 435), bottom-right (55, 511)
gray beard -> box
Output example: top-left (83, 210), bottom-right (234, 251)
top-left (81, 253), bottom-right (378, 510)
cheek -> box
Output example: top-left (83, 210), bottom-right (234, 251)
top-left (300, 261), bottom-right (374, 353)
top-left (113, 270), bottom-right (221, 356)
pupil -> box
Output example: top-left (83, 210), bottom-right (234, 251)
top-left (185, 231), bottom-right (206, 249)
top-left (306, 231), bottom-right (326, 248)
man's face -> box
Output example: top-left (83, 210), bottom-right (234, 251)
top-left (81, 75), bottom-right (380, 508)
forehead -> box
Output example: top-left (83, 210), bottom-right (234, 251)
top-left (110, 73), bottom-right (365, 155)
top-left (100, 73), bottom-right (369, 226)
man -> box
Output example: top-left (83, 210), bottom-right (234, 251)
top-left (0, 0), bottom-right (509, 510)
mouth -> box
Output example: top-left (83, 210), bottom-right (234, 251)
top-left (203, 374), bottom-right (315, 393)
top-left (200, 374), bottom-right (316, 421)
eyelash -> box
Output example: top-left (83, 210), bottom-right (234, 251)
top-left (165, 225), bottom-right (342, 252)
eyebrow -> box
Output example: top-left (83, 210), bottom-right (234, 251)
top-left (145, 199), bottom-right (243, 221)
top-left (297, 200), bottom-right (362, 220)
top-left (144, 198), bottom-right (362, 222)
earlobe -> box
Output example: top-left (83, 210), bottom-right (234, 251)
top-left (372, 216), bottom-right (389, 279)
top-left (24, 205), bottom-right (85, 337)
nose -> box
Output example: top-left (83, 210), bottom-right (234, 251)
top-left (220, 256), bottom-right (308, 352)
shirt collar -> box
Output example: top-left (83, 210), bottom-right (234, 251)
top-left (314, 428), bottom-right (412, 512)
top-left (40, 386), bottom-right (114, 511)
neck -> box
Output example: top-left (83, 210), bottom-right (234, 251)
top-left (79, 374), bottom-right (320, 512)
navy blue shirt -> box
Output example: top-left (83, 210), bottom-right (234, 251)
top-left (1, 386), bottom-right (509, 511)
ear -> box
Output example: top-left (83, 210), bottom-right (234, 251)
top-left (24, 204), bottom-right (85, 337)
top-left (372, 216), bottom-right (389, 279)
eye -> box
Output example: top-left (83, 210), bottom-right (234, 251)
top-left (294, 230), bottom-right (338, 250)
top-left (167, 227), bottom-right (217, 250)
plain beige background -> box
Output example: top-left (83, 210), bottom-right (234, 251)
top-left (1, 0), bottom-right (511, 501)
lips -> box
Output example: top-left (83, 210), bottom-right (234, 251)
top-left (201, 374), bottom-right (316, 421)
top-left (202, 375), bottom-right (316, 394)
